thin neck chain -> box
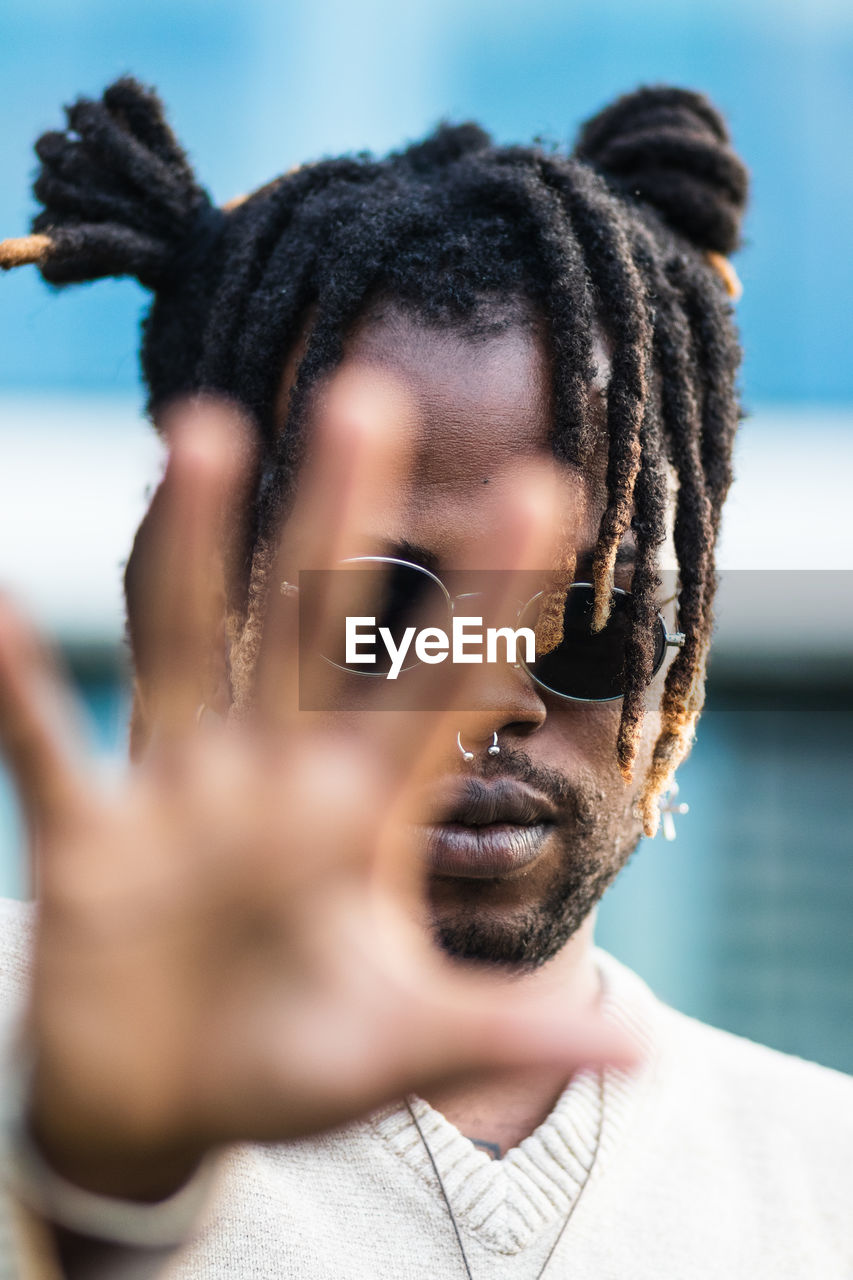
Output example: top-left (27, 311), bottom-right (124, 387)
top-left (405, 1072), bottom-right (605, 1280)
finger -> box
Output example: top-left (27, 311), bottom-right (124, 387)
top-left (374, 459), bottom-right (562, 752)
top-left (129, 398), bottom-right (254, 741)
top-left (250, 977), bottom-right (640, 1144)
top-left (391, 974), bottom-right (641, 1097)
top-left (255, 368), bottom-right (414, 724)
top-left (0, 594), bottom-right (91, 836)
top-left (207, 952), bottom-right (640, 1146)
top-left (366, 461), bottom-right (564, 895)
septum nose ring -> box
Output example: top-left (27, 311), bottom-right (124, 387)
top-left (457, 731), bottom-right (500, 762)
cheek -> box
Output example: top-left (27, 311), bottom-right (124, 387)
top-left (544, 695), bottom-right (663, 805)
top-left (544, 700), bottom-right (624, 773)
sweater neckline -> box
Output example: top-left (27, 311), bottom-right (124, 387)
top-left (368, 948), bottom-right (661, 1255)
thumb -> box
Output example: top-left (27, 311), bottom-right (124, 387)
top-left (396, 981), bottom-right (641, 1097)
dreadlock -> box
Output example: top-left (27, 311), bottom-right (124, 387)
top-left (0, 77), bottom-right (748, 836)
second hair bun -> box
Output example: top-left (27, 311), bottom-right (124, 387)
top-left (573, 85), bottom-right (748, 256)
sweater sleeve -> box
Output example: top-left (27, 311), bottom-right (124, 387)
top-left (0, 1191), bottom-right (178, 1280)
top-left (52, 1226), bottom-right (182, 1280)
top-left (0, 1091), bottom-right (215, 1280)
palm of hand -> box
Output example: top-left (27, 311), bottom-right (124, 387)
top-left (0, 398), bottom-right (633, 1197)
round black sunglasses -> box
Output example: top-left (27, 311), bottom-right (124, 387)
top-left (313, 555), bottom-right (684, 703)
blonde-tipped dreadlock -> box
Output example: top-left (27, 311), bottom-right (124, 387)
top-left (533, 554), bottom-right (577, 658)
top-left (5, 78), bottom-right (748, 839)
top-left (0, 234), bottom-right (54, 268)
top-left (227, 538), bottom-right (276, 714)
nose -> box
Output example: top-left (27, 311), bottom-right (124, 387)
top-left (453, 660), bottom-right (548, 760)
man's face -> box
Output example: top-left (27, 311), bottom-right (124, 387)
top-left (289, 304), bottom-right (663, 972)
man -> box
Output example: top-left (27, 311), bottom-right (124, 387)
top-left (0, 77), bottom-right (850, 1278)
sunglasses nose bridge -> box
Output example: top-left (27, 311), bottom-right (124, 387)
top-left (449, 590), bottom-right (484, 611)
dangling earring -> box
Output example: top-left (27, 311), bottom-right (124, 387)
top-left (658, 779), bottom-right (689, 841)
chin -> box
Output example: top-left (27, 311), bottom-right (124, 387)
top-left (428, 868), bottom-right (611, 973)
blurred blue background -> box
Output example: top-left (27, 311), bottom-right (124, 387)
top-left (2, 0), bottom-right (853, 403)
top-left (0, 0), bottom-right (851, 1071)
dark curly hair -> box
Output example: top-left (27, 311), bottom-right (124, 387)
top-left (0, 77), bottom-right (749, 834)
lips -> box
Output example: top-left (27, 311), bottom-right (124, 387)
top-left (413, 777), bottom-right (558, 879)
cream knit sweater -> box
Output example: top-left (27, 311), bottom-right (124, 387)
top-left (0, 896), bottom-right (851, 1279)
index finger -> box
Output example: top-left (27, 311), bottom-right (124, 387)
top-left (253, 368), bottom-right (415, 727)
top-left (126, 398), bottom-right (255, 746)
top-left (364, 460), bottom-right (566, 894)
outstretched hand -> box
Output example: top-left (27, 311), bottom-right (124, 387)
top-left (0, 394), bottom-right (636, 1203)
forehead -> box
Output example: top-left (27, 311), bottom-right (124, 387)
top-left (299, 305), bottom-right (611, 563)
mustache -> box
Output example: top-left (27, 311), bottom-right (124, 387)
top-left (462, 743), bottom-right (603, 828)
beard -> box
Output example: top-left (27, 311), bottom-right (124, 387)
top-left (427, 744), bottom-right (641, 973)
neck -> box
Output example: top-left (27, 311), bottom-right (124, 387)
top-left (424, 914), bottom-right (600, 1157)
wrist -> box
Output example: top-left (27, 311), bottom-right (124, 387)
top-left (28, 1124), bottom-right (208, 1206)
top-left (26, 1048), bottom-right (210, 1202)
top-left (2, 1044), bottom-right (220, 1248)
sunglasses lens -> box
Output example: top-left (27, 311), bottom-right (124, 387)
top-left (322, 562), bottom-right (449, 675)
top-left (524, 585), bottom-right (662, 701)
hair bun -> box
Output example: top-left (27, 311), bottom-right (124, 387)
top-left (2, 77), bottom-right (218, 289)
top-left (403, 122), bottom-right (492, 174)
top-left (573, 85), bottom-right (748, 255)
